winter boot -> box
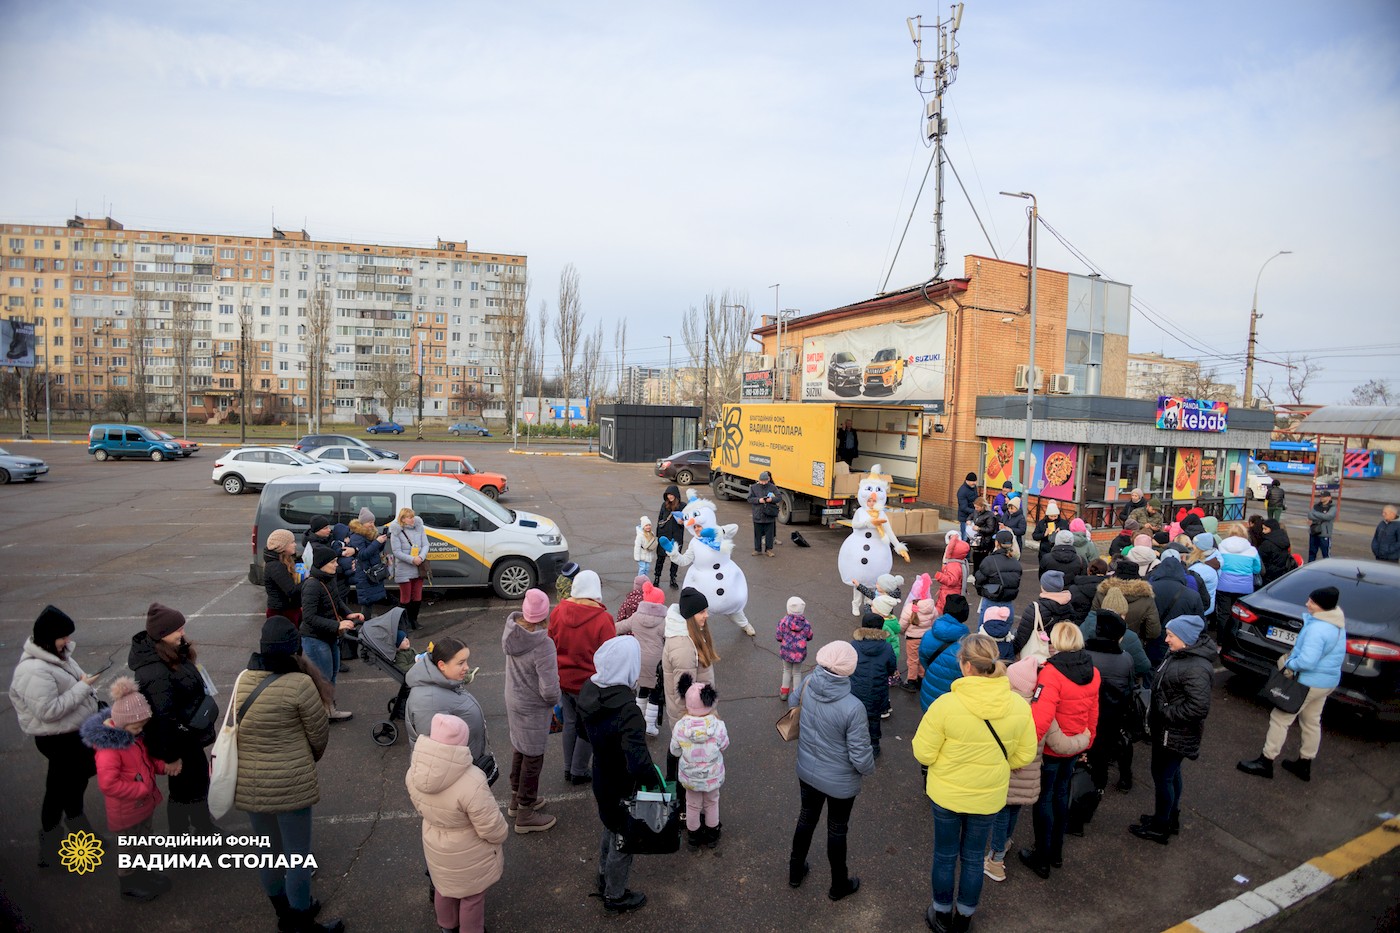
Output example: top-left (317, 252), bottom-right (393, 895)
top-left (950, 911), bottom-right (973, 933)
top-left (687, 826), bottom-right (704, 850)
top-left (166, 800), bottom-right (192, 834)
top-left (1017, 847), bottom-right (1051, 879)
top-left (1129, 819), bottom-right (1171, 845)
top-left (1236, 754), bottom-right (1274, 779)
top-left (644, 704), bottom-right (660, 737)
top-left (269, 894), bottom-right (295, 933)
top-left (707, 822), bottom-right (722, 848)
top-left (119, 873), bottom-right (164, 902)
top-left (927, 907), bottom-right (954, 932)
top-left (902, 677), bottom-right (921, 693)
top-left (404, 601), bottom-right (421, 630)
top-left (37, 827), bottom-right (62, 869)
top-left (289, 906), bottom-right (344, 933)
top-left (1281, 757), bottom-right (1312, 782)
top-left (602, 889), bottom-right (647, 913)
top-left (788, 860), bottom-right (810, 888)
top-left (513, 809), bottom-right (557, 834)
top-left (145, 870), bottom-right (172, 894)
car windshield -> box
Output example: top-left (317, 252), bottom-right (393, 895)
top-left (872, 348), bottom-right (897, 362)
top-left (0, 447), bottom-right (9, 456)
top-left (1262, 569), bottom-right (1398, 623)
top-left (461, 460), bottom-right (477, 474)
top-left (460, 487), bottom-right (512, 524)
top-left (1249, 463), bottom-right (1269, 476)
top-left (154, 431), bottom-right (173, 440)
top-left (282, 449), bottom-right (318, 465)
top-left (833, 352), bottom-right (855, 364)
top-left (138, 428), bottom-right (162, 441)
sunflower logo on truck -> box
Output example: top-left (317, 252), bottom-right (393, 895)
top-left (716, 407), bottom-right (744, 467)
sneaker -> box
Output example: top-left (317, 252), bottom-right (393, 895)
top-left (741, 624), bottom-right (757, 636)
top-left (328, 707), bottom-right (354, 722)
top-left (983, 856), bottom-right (1006, 882)
top-left (513, 810), bottom-right (557, 834)
top-left (880, 709), bottom-right (892, 719)
top-left (766, 551), bottom-right (776, 558)
top-left (602, 890), bottom-right (647, 913)
top-left (779, 687), bottom-right (791, 700)
top-left (752, 550), bottom-right (763, 556)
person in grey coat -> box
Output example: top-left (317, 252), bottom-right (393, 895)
top-left (502, 589), bottom-right (560, 832)
top-left (406, 636), bottom-right (487, 766)
top-left (390, 507), bottom-right (431, 630)
top-left (1307, 491), bottom-right (1337, 563)
top-left (786, 641), bottom-right (875, 902)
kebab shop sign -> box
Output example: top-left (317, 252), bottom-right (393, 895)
top-left (1156, 396), bottom-right (1228, 434)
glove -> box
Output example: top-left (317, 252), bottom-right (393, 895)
top-left (698, 527), bottom-right (718, 544)
top-left (659, 536), bottom-right (676, 554)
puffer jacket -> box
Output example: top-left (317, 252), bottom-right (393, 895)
top-left (935, 540), bottom-right (970, 613)
top-left (900, 599), bottom-right (938, 645)
top-left (128, 631), bottom-right (213, 761)
top-left (579, 680), bottom-right (656, 833)
top-left (974, 551), bottom-right (1023, 603)
top-left (80, 713), bottom-right (166, 831)
top-left (615, 599), bottom-right (666, 690)
top-left (405, 656), bottom-right (487, 763)
top-left (1286, 607), bottom-right (1346, 689)
top-left (263, 548), bottom-right (303, 613)
top-left (1259, 529), bottom-right (1295, 584)
top-left (1013, 592), bottom-right (1078, 656)
top-left (662, 604), bottom-right (714, 727)
top-left (300, 568), bottom-right (350, 646)
top-left (1149, 559), bottom-right (1204, 626)
top-left (501, 614), bottom-right (560, 757)
top-left (776, 613), bottom-right (814, 664)
top-left (231, 662), bottom-right (328, 813)
top-left (998, 657), bottom-right (1095, 804)
top-left (9, 639), bottom-right (99, 736)
top-left (1068, 573), bottom-right (1108, 623)
top-left (790, 665), bottom-right (875, 799)
top-left (406, 734), bottom-right (508, 898)
top-left (346, 531), bottom-right (387, 605)
top-left (389, 518), bottom-right (430, 584)
top-left (1030, 650), bottom-right (1101, 757)
top-left (914, 673), bottom-right (1038, 815)
top-left (849, 627), bottom-right (896, 719)
top-left (669, 713), bottom-right (729, 793)
top-left (1085, 636), bottom-right (1135, 736)
top-left (1091, 577), bottom-right (1162, 643)
top-left (1216, 536), bottom-right (1262, 595)
top-left (1082, 611), bottom-right (1152, 677)
top-left (1150, 636), bottom-right (1216, 760)
top-left (1072, 531), bottom-right (1099, 568)
top-left (550, 598), bottom-right (616, 695)
top-left (1002, 508), bottom-right (1027, 542)
top-left (1186, 559), bottom-right (1219, 615)
top-left (1039, 543), bottom-right (1085, 581)
top-left (919, 615), bottom-right (970, 712)
top-left (656, 485), bottom-right (684, 546)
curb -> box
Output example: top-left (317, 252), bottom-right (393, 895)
top-left (1163, 817), bottom-right (1400, 933)
top-left (508, 448), bottom-right (599, 457)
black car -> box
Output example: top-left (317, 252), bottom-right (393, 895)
top-left (826, 351), bottom-right (862, 395)
top-left (655, 449), bottom-right (711, 486)
top-left (1219, 558), bottom-right (1400, 720)
top-left (293, 434), bottom-right (399, 460)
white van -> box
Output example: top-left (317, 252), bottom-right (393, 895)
top-left (247, 475), bottom-right (569, 599)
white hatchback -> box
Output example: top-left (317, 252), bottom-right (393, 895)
top-left (213, 446), bottom-right (349, 495)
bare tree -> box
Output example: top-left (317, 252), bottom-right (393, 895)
top-left (578, 322), bottom-right (605, 422)
top-left (1258, 353), bottom-right (1321, 409)
top-left (237, 301), bottom-right (253, 445)
top-left (1350, 378), bottom-right (1393, 406)
top-left (535, 300), bottom-right (549, 432)
top-left (132, 288), bottom-right (153, 421)
top-left (613, 319), bottom-right (628, 402)
top-left (170, 293), bottom-right (195, 437)
top-left (104, 387), bottom-right (136, 421)
top-left (496, 267), bottom-right (531, 441)
top-left (554, 264), bottom-right (583, 428)
top-left (1141, 364), bottom-right (1238, 406)
top-left (680, 290), bottom-right (754, 422)
top-left (305, 278), bottom-right (334, 433)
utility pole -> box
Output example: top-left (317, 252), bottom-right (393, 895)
top-left (1001, 191), bottom-right (1037, 493)
top-left (1243, 250), bottom-right (1292, 408)
top-left (416, 331), bottom-right (425, 441)
top-left (702, 303), bottom-right (711, 426)
top-left (769, 284), bottom-right (780, 399)
top-left (908, 4), bottom-right (963, 280)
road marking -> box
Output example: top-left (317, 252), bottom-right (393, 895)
top-left (317, 789), bottom-right (594, 825)
top-left (188, 580), bottom-right (245, 619)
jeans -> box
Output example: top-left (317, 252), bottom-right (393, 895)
top-left (1267, 506), bottom-right (1284, 522)
top-left (637, 559), bottom-right (651, 577)
top-left (34, 731), bottom-right (96, 831)
top-left (1215, 591), bottom-right (1242, 635)
top-left (246, 807), bottom-right (315, 910)
top-left (788, 779), bottom-right (856, 889)
top-left (987, 804), bottom-right (1021, 860)
top-left (597, 828), bottom-right (633, 899)
top-left (1308, 534), bottom-right (1330, 562)
top-left (1032, 755), bottom-right (1076, 862)
top-left (931, 801), bottom-right (996, 916)
top-left (1149, 743), bottom-right (1186, 827)
top-left (302, 636), bottom-right (340, 686)
top-left (754, 521), bottom-right (776, 552)
top-left (559, 690), bottom-right (592, 778)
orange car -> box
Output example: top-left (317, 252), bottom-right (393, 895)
top-left (380, 455), bottom-right (509, 500)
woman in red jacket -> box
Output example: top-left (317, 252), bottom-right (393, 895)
top-left (549, 570), bottom-right (616, 785)
top-left (1019, 622), bottom-right (1099, 879)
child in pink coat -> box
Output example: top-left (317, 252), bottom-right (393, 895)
top-left (775, 597), bottom-right (813, 699)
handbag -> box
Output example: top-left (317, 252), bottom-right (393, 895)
top-left (363, 551), bottom-right (391, 585)
top-left (980, 564), bottom-right (1007, 601)
top-left (1018, 604), bottom-right (1051, 662)
top-left (474, 749), bottom-right (500, 787)
top-left (1127, 682), bottom-right (1151, 743)
top-left (186, 695), bottom-right (220, 733)
top-left (1258, 666), bottom-right (1308, 714)
top-left (617, 764), bottom-right (681, 855)
top-left (209, 671), bottom-right (283, 819)
top-left (776, 694), bottom-right (802, 741)
top-left (1067, 761), bottom-right (1102, 833)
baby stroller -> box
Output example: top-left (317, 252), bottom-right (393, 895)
top-left (355, 607), bottom-right (412, 746)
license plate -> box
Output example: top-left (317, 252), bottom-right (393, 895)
top-left (1266, 626), bottom-right (1298, 646)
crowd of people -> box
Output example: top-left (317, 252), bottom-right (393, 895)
top-left (7, 476), bottom-right (1373, 933)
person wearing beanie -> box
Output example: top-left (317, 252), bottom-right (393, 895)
top-left (407, 711), bottom-right (509, 933)
top-left (670, 673), bottom-right (729, 848)
top-left (616, 582), bottom-right (669, 736)
top-left (1068, 517), bottom-right (1099, 568)
top-left (616, 575), bottom-right (649, 625)
top-left (1116, 488), bottom-right (1146, 525)
top-left (390, 506), bottom-right (430, 630)
top-left (556, 560), bottom-right (581, 601)
top-left (920, 595), bottom-right (973, 712)
top-left (1238, 588), bottom-right (1346, 785)
top-left (1183, 534), bottom-right (1221, 617)
top-left (550, 568), bottom-right (617, 785)
top-left (1032, 501), bottom-right (1067, 559)
top-left (776, 596), bottom-right (814, 700)
top-left (263, 528), bottom-right (305, 624)
top-left (869, 593), bottom-right (904, 687)
top-left (1147, 550), bottom-right (1204, 664)
top-left (300, 539), bottom-right (364, 720)
top-left (1011, 571), bottom-right (1077, 659)
top-left (957, 472), bottom-right (980, 524)
top-left (967, 496), bottom-right (1000, 576)
top-left (851, 572), bottom-right (905, 612)
top-left (850, 612), bottom-right (898, 756)
top-left (1306, 492), bottom-right (1337, 563)
top-left (748, 470), bottom-right (780, 556)
top-left (634, 516), bottom-right (659, 580)
top-left (992, 480), bottom-right (1016, 516)
top-left (1258, 517), bottom-right (1296, 585)
top-left (1001, 496), bottom-right (1028, 553)
top-left (1068, 559), bottom-right (1111, 624)
top-left (578, 636), bottom-right (655, 913)
top-left (502, 589), bottom-right (561, 832)
top-left (1091, 559), bottom-right (1161, 652)
top-left (1040, 529), bottom-right (1086, 582)
top-left (1080, 604), bottom-right (1143, 792)
top-left (1109, 519), bottom-right (1140, 561)
top-left (127, 603), bottom-right (226, 836)
top-left (787, 639), bottom-right (875, 901)
top-left (345, 512), bottom-right (391, 618)
top-left (1128, 498), bottom-right (1164, 535)
top-left (935, 537), bottom-right (971, 617)
top-left (1083, 592), bottom-right (1152, 681)
top-left (662, 587), bottom-right (719, 798)
top-left (977, 603), bottom-right (1017, 664)
top-left (1083, 604), bottom-right (1135, 797)
top-left (1126, 544), bottom-right (1160, 578)
top-left (234, 617), bottom-right (339, 932)
top-left (1131, 615), bottom-right (1216, 846)
top-left (80, 677), bottom-right (170, 901)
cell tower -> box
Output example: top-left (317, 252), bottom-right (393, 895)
top-left (907, 4), bottom-right (964, 281)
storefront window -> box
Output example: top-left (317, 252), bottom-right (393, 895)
top-left (1146, 446), bottom-right (1170, 499)
top-left (1084, 445), bottom-right (1109, 501)
top-left (1199, 449), bottom-right (1225, 498)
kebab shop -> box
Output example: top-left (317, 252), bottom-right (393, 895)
top-left (974, 394), bottom-right (1278, 527)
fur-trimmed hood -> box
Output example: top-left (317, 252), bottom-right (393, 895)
top-left (1100, 577), bottom-right (1156, 601)
top-left (852, 626), bottom-right (888, 641)
top-left (79, 711), bottom-right (137, 751)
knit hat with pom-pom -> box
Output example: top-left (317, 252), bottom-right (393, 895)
top-left (109, 676), bottom-right (152, 728)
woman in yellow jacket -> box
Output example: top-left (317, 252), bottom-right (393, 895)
top-left (913, 633), bottom-right (1037, 933)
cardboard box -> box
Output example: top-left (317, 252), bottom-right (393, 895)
top-left (884, 509), bottom-right (908, 537)
top-left (832, 462), bottom-right (860, 498)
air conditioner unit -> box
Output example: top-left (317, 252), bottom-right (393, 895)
top-left (1050, 373), bottom-right (1076, 394)
top-left (1013, 365), bottom-right (1044, 390)
top-left (759, 354), bottom-right (773, 370)
top-left (115, 309), bottom-right (125, 316)
top-left (301, 264), bottom-right (309, 270)
top-left (780, 348), bottom-right (798, 370)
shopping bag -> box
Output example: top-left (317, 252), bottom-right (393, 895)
top-left (617, 765), bottom-right (680, 855)
top-left (1258, 666), bottom-right (1307, 714)
top-left (207, 672), bottom-right (246, 819)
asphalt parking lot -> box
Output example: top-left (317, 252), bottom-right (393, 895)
top-left (1, 440), bottom-right (1397, 933)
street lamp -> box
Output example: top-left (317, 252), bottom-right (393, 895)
top-left (1243, 250), bottom-right (1292, 408)
top-left (1000, 190), bottom-right (1038, 494)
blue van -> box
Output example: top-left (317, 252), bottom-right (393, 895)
top-left (88, 424), bottom-right (184, 462)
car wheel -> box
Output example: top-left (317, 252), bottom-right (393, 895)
top-left (480, 485), bottom-right (499, 500)
top-left (478, 430), bottom-right (488, 436)
top-left (451, 430), bottom-right (461, 436)
top-left (94, 449), bottom-right (109, 462)
top-left (676, 469), bottom-right (694, 485)
top-left (396, 428), bottom-right (404, 434)
top-left (222, 474), bottom-right (245, 495)
top-left (492, 558), bottom-right (536, 599)
top-left (0, 469), bottom-right (9, 485)
top-left (150, 450), bottom-right (165, 462)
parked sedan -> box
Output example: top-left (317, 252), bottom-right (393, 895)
top-left (307, 445), bottom-right (401, 473)
top-left (294, 433), bottom-right (399, 460)
top-left (448, 422), bottom-right (492, 437)
top-left (1220, 558), bottom-right (1400, 720)
top-left (152, 430), bottom-right (200, 457)
top-left (366, 421), bottom-right (405, 435)
top-left (0, 447), bottom-right (48, 483)
top-left (655, 449), bottom-right (711, 486)
top-left (212, 446), bottom-right (349, 495)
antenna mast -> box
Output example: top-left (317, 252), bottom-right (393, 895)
top-left (908, 4), bottom-right (964, 281)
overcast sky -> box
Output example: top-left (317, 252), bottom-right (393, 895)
top-left (1, 0), bottom-right (1397, 402)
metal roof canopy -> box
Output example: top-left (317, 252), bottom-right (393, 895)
top-left (1293, 405), bottom-right (1400, 440)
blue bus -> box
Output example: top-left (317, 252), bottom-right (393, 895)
top-left (1254, 440), bottom-right (1382, 478)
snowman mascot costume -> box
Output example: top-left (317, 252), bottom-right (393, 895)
top-left (838, 463), bottom-right (911, 615)
top-left (658, 495), bottom-right (756, 636)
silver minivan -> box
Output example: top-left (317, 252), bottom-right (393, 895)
top-left (247, 475), bottom-right (568, 599)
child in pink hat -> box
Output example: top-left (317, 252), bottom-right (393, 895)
top-left (670, 673), bottom-right (729, 849)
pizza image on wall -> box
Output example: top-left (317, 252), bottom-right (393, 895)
top-left (1043, 451), bottom-right (1074, 489)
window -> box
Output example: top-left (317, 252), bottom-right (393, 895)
top-left (345, 493), bottom-right (395, 523)
top-left (278, 490), bottom-right (335, 526)
top-left (319, 448), bottom-right (344, 460)
top-left (411, 493), bottom-right (484, 532)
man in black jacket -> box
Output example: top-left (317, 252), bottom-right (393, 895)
top-left (747, 471), bottom-right (779, 557)
top-left (836, 420), bottom-right (859, 467)
top-left (301, 543), bottom-right (362, 721)
top-left (956, 473), bottom-right (979, 524)
top-left (974, 531), bottom-right (1024, 615)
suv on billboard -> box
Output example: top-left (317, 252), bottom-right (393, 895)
top-left (863, 348), bottom-right (905, 393)
top-left (826, 351), bottom-right (862, 395)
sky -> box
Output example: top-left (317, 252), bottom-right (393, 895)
top-left (1, 0), bottom-right (1397, 403)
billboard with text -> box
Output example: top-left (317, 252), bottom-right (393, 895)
top-left (801, 315), bottom-right (947, 404)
